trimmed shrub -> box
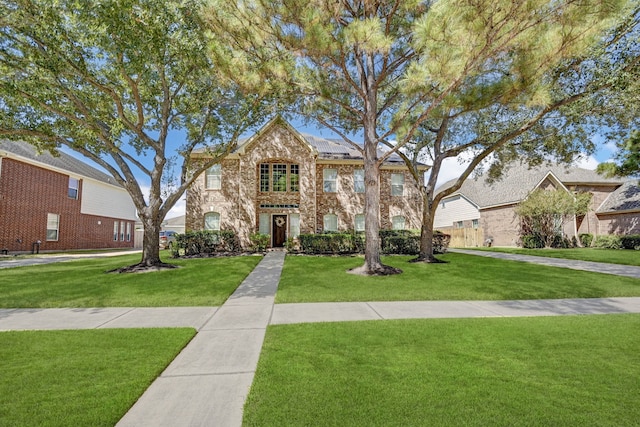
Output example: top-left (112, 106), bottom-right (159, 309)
top-left (175, 230), bottom-right (241, 256)
top-left (432, 231), bottom-right (451, 254)
top-left (521, 234), bottom-right (545, 249)
top-left (298, 232), bottom-right (364, 255)
top-left (380, 230), bottom-right (419, 255)
top-left (593, 235), bottom-right (622, 249)
top-left (579, 233), bottom-right (594, 248)
top-left (620, 235), bottom-right (640, 250)
top-left (249, 233), bottom-right (269, 253)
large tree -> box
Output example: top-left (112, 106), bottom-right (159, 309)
top-left (597, 130), bottom-right (640, 177)
top-left (0, 0), bottom-right (269, 269)
top-left (207, 0), bottom-right (633, 272)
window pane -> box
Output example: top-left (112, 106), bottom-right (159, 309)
top-left (126, 223), bottom-right (131, 241)
top-left (290, 213), bottom-right (300, 238)
top-left (391, 173), bottom-right (404, 196)
top-left (392, 215), bottom-right (405, 230)
top-left (355, 214), bottom-right (365, 232)
top-left (323, 169), bottom-right (337, 193)
top-left (354, 169), bottom-right (364, 193)
top-left (47, 213), bottom-right (59, 241)
top-left (259, 213), bottom-right (270, 235)
top-left (290, 164), bottom-right (299, 192)
top-left (113, 221), bottom-right (118, 241)
top-left (323, 214), bottom-right (338, 232)
top-left (205, 164), bottom-right (222, 190)
top-left (273, 164), bottom-right (287, 192)
top-left (68, 177), bottom-right (79, 199)
top-left (204, 212), bottom-right (221, 230)
top-left (260, 164), bottom-right (270, 192)
top-left (120, 221), bottom-right (125, 241)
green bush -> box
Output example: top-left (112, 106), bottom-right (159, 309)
top-left (249, 233), bottom-right (269, 253)
top-left (175, 230), bottom-right (241, 256)
top-left (579, 233), bottom-right (594, 248)
top-left (298, 233), bottom-right (363, 255)
top-left (521, 234), bottom-right (545, 249)
top-left (593, 235), bottom-right (622, 249)
top-left (432, 232), bottom-right (451, 254)
top-left (620, 235), bottom-right (640, 250)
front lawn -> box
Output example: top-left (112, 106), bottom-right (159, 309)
top-left (245, 315), bottom-right (640, 426)
top-left (0, 328), bottom-right (195, 427)
top-left (0, 254), bottom-right (262, 307)
top-left (468, 247), bottom-right (640, 266)
top-left (276, 253), bottom-right (640, 303)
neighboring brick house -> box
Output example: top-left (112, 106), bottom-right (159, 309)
top-left (0, 140), bottom-right (138, 253)
top-left (434, 163), bottom-right (638, 247)
top-left (186, 117), bottom-right (424, 248)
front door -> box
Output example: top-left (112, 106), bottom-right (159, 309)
top-left (272, 215), bottom-right (287, 247)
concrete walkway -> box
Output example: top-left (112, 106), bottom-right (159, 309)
top-left (451, 248), bottom-right (640, 279)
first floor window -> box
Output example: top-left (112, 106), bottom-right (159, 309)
top-left (392, 215), bottom-right (405, 230)
top-left (47, 213), bottom-right (59, 241)
top-left (324, 214), bottom-right (338, 232)
top-left (126, 222), bottom-right (131, 241)
top-left (120, 221), bottom-right (125, 241)
top-left (113, 221), bottom-right (118, 241)
top-left (68, 177), bottom-right (79, 199)
top-left (355, 214), bottom-right (365, 232)
top-left (204, 212), bottom-right (221, 230)
top-left (259, 213), bottom-right (270, 235)
top-left (206, 164), bottom-right (222, 190)
top-left (323, 168), bottom-right (337, 193)
top-left (391, 173), bottom-right (404, 196)
top-left (454, 221), bottom-right (463, 229)
top-left (472, 219), bottom-right (479, 229)
top-left (290, 214), bottom-right (300, 238)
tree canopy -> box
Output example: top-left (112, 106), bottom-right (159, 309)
top-left (597, 130), bottom-right (640, 178)
top-left (0, 0), bottom-right (270, 268)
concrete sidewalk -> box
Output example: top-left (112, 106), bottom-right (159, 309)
top-left (116, 250), bottom-right (285, 427)
top-left (451, 248), bottom-right (640, 279)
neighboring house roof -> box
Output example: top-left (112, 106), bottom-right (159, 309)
top-left (437, 162), bottom-right (624, 209)
top-left (597, 180), bottom-right (640, 214)
top-left (0, 140), bottom-right (119, 187)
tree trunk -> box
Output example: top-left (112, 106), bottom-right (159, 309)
top-left (140, 215), bottom-right (163, 266)
top-left (413, 186), bottom-right (443, 263)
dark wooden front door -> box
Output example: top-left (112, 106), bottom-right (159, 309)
top-left (272, 215), bottom-right (287, 247)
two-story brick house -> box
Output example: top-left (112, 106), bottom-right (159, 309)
top-left (186, 117), bottom-right (424, 248)
top-left (0, 140), bottom-right (138, 253)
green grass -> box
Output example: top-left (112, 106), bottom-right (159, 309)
top-left (276, 254), bottom-right (640, 303)
top-left (244, 315), bottom-right (640, 426)
top-left (0, 328), bottom-right (195, 427)
top-left (0, 254), bottom-right (262, 307)
top-left (468, 247), bottom-right (640, 266)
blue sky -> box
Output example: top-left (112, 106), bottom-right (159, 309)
top-left (62, 119), bottom-right (620, 220)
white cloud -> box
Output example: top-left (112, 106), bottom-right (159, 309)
top-left (572, 154), bottom-right (599, 170)
top-left (166, 196), bottom-right (186, 219)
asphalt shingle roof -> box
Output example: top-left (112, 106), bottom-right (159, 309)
top-left (438, 162), bottom-right (624, 209)
top-left (597, 180), bottom-right (640, 213)
top-left (0, 140), bottom-right (119, 186)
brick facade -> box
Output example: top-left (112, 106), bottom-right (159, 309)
top-left (186, 120), bottom-right (423, 249)
top-left (0, 158), bottom-right (135, 252)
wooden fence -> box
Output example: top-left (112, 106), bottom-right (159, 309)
top-left (439, 227), bottom-right (485, 248)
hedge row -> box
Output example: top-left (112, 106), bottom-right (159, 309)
top-left (593, 234), bottom-right (640, 250)
top-left (298, 230), bottom-right (451, 255)
top-left (174, 230), bottom-right (242, 256)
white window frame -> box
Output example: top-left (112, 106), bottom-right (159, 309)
top-left (354, 214), bottom-right (365, 232)
top-left (354, 169), bottom-right (365, 193)
top-left (323, 214), bottom-right (338, 232)
top-left (113, 221), bottom-right (118, 241)
top-left (392, 215), bottom-right (405, 230)
top-left (68, 177), bottom-right (79, 199)
top-left (46, 213), bottom-right (59, 241)
top-left (323, 168), bottom-right (337, 193)
top-left (391, 173), bottom-right (404, 196)
top-left (204, 212), bottom-right (221, 231)
top-left (205, 164), bottom-right (222, 190)
top-left (120, 221), bottom-right (125, 241)
top-left (259, 213), bottom-right (270, 235)
top-left (472, 219), bottom-right (479, 229)
top-left (126, 222), bottom-right (131, 241)
top-left (454, 221), bottom-right (464, 229)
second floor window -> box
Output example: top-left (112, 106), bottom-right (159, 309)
top-left (259, 163), bottom-right (299, 192)
top-left (355, 214), bottom-right (365, 232)
top-left (323, 168), bottom-right (337, 193)
top-left (206, 164), bottom-right (222, 190)
top-left (272, 164), bottom-right (287, 192)
top-left (391, 173), bottom-right (404, 196)
top-left (68, 177), bottom-right (79, 199)
top-left (354, 169), bottom-right (364, 193)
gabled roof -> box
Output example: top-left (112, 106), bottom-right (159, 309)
top-left (192, 116), bottom-right (408, 165)
top-left (0, 140), bottom-right (119, 186)
top-left (597, 180), bottom-right (640, 214)
top-left (437, 162), bottom-right (624, 209)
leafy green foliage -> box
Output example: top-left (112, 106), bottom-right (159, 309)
top-left (597, 130), bottom-right (640, 177)
top-left (620, 234), bottom-right (640, 250)
top-left (579, 233), bottom-right (594, 248)
top-left (249, 233), bottom-right (270, 253)
top-left (593, 235), bottom-right (623, 249)
top-left (516, 189), bottom-right (592, 248)
top-left (175, 230), bottom-right (242, 255)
